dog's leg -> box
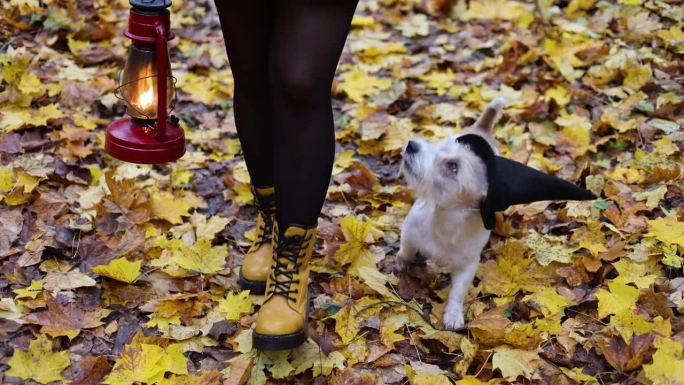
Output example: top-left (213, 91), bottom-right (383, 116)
top-left (397, 235), bottom-right (418, 267)
top-left (443, 260), bottom-right (479, 330)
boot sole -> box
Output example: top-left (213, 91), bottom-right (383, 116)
top-left (253, 292), bottom-right (310, 351)
top-left (238, 269), bottom-right (266, 295)
top-left (253, 329), bottom-right (306, 350)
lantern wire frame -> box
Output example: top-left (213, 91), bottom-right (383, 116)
top-left (114, 72), bottom-right (178, 124)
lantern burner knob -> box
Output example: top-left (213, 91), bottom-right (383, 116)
top-left (130, 0), bottom-right (171, 12)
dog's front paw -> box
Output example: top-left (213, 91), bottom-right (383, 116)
top-left (389, 255), bottom-right (408, 274)
top-left (443, 309), bottom-right (466, 330)
top-left (396, 247), bottom-right (414, 265)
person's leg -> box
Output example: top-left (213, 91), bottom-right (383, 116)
top-left (215, 1), bottom-right (277, 294)
top-left (253, 0), bottom-right (359, 351)
top-left (269, 0), bottom-right (359, 227)
top-left (214, 1), bottom-right (275, 187)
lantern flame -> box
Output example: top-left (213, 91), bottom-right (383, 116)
top-left (138, 86), bottom-right (154, 112)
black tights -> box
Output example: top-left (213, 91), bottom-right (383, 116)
top-left (215, 0), bottom-right (359, 227)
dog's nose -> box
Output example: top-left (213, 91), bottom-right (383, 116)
top-left (406, 140), bottom-right (419, 154)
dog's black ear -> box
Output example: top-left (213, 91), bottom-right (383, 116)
top-left (455, 134), bottom-right (497, 228)
top-left (456, 134), bottom-right (595, 230)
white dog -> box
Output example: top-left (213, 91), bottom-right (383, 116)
top-left (398, 97), bottom-right (505, 330)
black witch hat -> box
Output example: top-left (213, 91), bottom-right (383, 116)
top-left (456, 134), bottom-right (595, 230)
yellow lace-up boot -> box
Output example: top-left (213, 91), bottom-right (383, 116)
top-left (253, 220), bottom-right (317, 350)
top-left (238, 185), bottom-right (276, 294)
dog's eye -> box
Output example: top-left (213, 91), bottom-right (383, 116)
top-left (446, 161), bottom-right (459, 173)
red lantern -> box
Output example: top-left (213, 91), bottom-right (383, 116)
top-left (105, 0), bottom-right (185, 164)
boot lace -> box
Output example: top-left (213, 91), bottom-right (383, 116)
top-left (254, 203), bottom-right (275, 247)
top-left (268, 233), bottom-right (311, 300)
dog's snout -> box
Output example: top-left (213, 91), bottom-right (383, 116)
top-left (406, 140), bottom-right (419, 154)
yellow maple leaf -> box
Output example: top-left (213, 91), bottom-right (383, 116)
top-left (646, 216), bottom-right (684, 248)
top-left (522, 287), bottom-right (574, 318)
top-left (217, 290), bottom-right (252, 321)
top-left (104, 343), bottom-right (167, 385)
top-left (286, 339), bottom-right (346, 377)
top-left (658, 26), bottom-right (684, 53)
top-left (457, 375), bottom-right (492, 385)
top-left (545, 85), bottom-right (571, 106)
top-left (399, 13), bottom-right (430, 37)
top-left (170, 238), bottom-right (228, 275)
top-left (13, 280), bottom-right (43, 299)
top-left (351, 14), bottom-right (378, 28)
top-left (357, 266), bottom-right (398, 299)
top-left (170, 168), bottom-right (193, 186)
top-left (234, 183), bottom-right (254, 204)
top-left (380, 319), bottom-right (406, 348)
top-left (332, 149), bottom-right (357, 176)
top-left (478, 239), bottom-right (554, 296)
top-left (9, 0), bottom-right (41, 13)
top-left (147, 314), bottom-right (181, 329)
top-left (555, 109), bottom-right (592, 156)
top-left (419, 69), bottom-right (456, 95)
top-left (623, 65), bottom-right (652, 90)
top-left (15, 169), bottom-right (43, 193)
top-left (571, 221), bottom-right (607, 256)
top-left (66, 35), bottom-right (89, 55)
top-left (264, 351), bottom-right (294, 379)
top-left (610, 307), bottom-right (655, 341)
top-left (92, 257), bottom-right (142, 283)
top-left (340, 336), bottom-right (369, 366)
top-left (380, 116), bottom-right (416, 153)
top-left (339, 69), bottom-right (392, 103)
top-left (0, 166), bottom-right (13, 194)
top-left (0, 104), bottom-right (65, 131)
top-left (612, 259), bottom-right (658, 290)
top-left (150, 190), bottom-right (193, 224)
top-left (405, 362), bottom-right (452, 385)
top-left (596, 280), bottom-right (639, 319)
top-left (105, 340), bottom-right (188, 385)
top-left (333, 215), bottom-right (378, 276)
top-left (543, 38), bottom-right (585, 81)
top-left (467, 0), bottom-right (533, 24)
top-left (17, 71), bottom-right (45, 99)
top-left (175, 72), bottom-right (232, 105)
top-left (231, 329), bottom-right (253, 354)
top-left (0, 297), bottom-right (23, 323)
top-left (492, 346), bottom-right (541, 380)
top-left (158, 371), bottom-right (223, 385)
top-left (652, 136), bottom-right (679, 156)
top-left (643, 337), bottom-right (684, 385)
top-left (635, 185), bottom-right (669, 209)
top-left (526, 231), bottom-right (578, 266)
top-left (333, 296), bottom-right (382, 344)
top-left (192, 214), bottom-right (230, 240)
top-left (5, 334), bottom-right (70, 384)
top-left (164, 343), bottom-right (189, 375)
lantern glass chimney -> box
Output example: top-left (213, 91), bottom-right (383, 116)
top-left (119, 45), bottom-right (174, 120)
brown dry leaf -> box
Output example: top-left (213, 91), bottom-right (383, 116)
top-left (42, 271), bottom-right (97, 293)
top-left (23, 295), bottom-right (111, 339)
top-left (66, 355), bottom-right (112, 385)
top-left (599, 334), bottom-right (655, 372)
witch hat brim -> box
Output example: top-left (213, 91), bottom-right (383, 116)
top-left (456, 134), bottom-right (596, 230)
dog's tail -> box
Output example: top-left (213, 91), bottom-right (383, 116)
top-left (474, 97), bottom-right (506, 133)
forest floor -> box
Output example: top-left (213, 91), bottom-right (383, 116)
top-left (0, 0), bottom-right (683, 384)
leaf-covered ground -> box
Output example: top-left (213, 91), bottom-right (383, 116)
top-left (1, 0), bottom-right (683, 384)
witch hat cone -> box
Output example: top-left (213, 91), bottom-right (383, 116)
top-left (456, 134), bottom-right (596, 229)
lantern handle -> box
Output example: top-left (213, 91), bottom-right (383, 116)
top-left (154, 21), bottom-right (168, 139)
